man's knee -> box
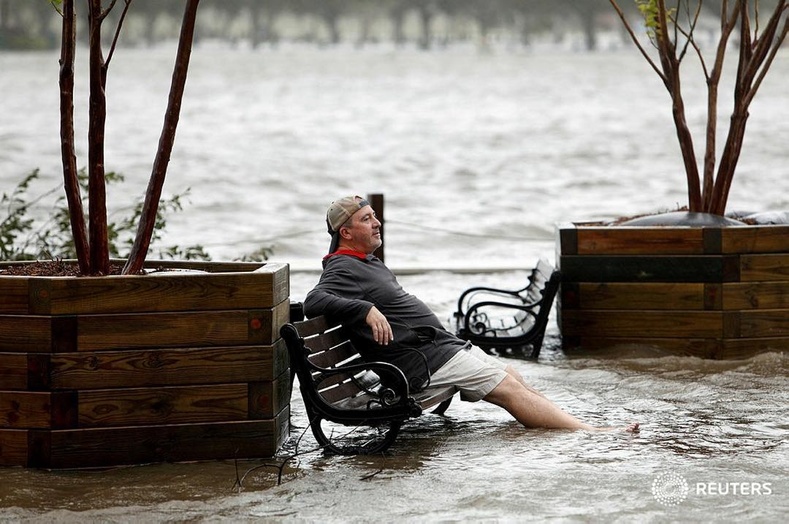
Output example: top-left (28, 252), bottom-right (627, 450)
top-left (504, 364), bottom-right (527, 384)
top-left (482, 374), bottom-right (521, 406)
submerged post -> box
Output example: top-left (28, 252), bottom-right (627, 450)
top-left (368, 193), bottom-right (384, 263)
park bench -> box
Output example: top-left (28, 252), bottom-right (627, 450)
top-left (280, 314), bottom-right (457, 455)
top-left (453, 259), bottom-right (561, 359)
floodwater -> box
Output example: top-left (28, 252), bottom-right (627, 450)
top-left (1, 40), bottom-right (788, 522)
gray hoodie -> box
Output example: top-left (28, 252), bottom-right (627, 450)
top-left (303, 251), bottom-right (467, 389)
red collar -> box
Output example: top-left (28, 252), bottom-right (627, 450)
top-left (323, 249), bottom-right (369, 261)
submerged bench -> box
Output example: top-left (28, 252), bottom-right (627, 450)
top-left (453, 259), bottom-right (561, 359)
top-left (280, 315), bottom-right (457, 455)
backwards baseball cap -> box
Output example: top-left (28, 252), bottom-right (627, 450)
top-left (325, 195), bottom-right (370, 253)
top-left (326, 195), bottom-right (370, 233)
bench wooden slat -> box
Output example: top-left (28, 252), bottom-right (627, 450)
top-left (316, 369), bottom-right (381, 404)
top-left (294, 315), bottom-right (330, 336)
top-left (308, 340), bottom-right (359, 368)
top-left (302, 327), bottom-right (346, 354)
top-left (319, 379), bottom-right (366, 404)
top-left (310, 355), bottom-right (366, 388)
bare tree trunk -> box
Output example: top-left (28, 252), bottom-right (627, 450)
top-left (610, 0), bottom-right (788, 215)
top-left (709, 0), bottom-right (788, 214)
top-left (124, 0), bottom-right (201, 275)
top-left (710, 111), bottom-right (749, 214)
top-left (667, 73), bottom-right (703, 212)
top-left (87, 0), bottom-right (109, 275)
top-left (59, 0), bottom-right (90, 274)
top-left (654, 0), bottom-right (702, 211)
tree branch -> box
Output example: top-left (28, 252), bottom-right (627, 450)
top-left (87, 0), bottom-right (109, 274)
top-left (124, 0), bottom-right (201, 275)
top-left (105, 0), bottom-right (133, 70)
top-left (99, 0), bottom-right (118, 21)
top-left (608, 0), bottom-right (668, 83)
top-left (58, 0), bottom-right (90, 274)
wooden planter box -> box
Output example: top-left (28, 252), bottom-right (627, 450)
top-left (0, 260), bottom-right (291, 468)
top-left (557, 223), bottom-right (789, 359)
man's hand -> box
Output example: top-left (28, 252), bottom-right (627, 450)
top-left (366, 306), bottom-right (393, 346)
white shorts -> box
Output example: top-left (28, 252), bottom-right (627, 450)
top-left (428, 346), bottom-right (509, 402)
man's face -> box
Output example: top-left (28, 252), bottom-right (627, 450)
top-left (341, 205), bottom-right (382, 254)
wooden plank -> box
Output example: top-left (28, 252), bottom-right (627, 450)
top-left (30, 409), bottom-right (289, 468)
top-left (303, 328), bottom-right (348, 355)
top-left (561, 336), bottom-right (721, 359)
top-left (722, 225), bottom-right (789, 254)
top-left (566, 282), bottom-right (710, 310)
top-left (2, 307), bottom-right (289, 353)
top-left (319, 379), bottom-right (365, 404)
top-left (0, 353), bottom-right (28, 390)
top-left (248, 371), bottom-right (291, 419)
top-left (308, 341), bottom-right (359, 368)
top-left (736, 310), bottom-right (789, 338)
top-left (740, 254), bottom-right (789, 282)
top-left (0, 429), bottom-right (28, 466)
top-left (557, 223), bottom-right (578, 256)
top-left (0, 391), bottom-right (77, 429)
top-left (49, 340), bottom-right (288, 390)
top-left (0, 278), bottom-right (28, 314)
top-left (27, 263), bottom-right (289, 315)
top-left (73, 308), bottom-right (282, 351)
top-left (560, 310), bottom-right (723, 338)
top-left (559, 255), bottom-right (739, 283)
top-left (721, 337), bottom-right (789, 359)
top-left (573, 227), bottom-right (706, 255)
top-left (148, 260), bottom-right (271, 273)
top-left (269, 299), bottom-right (291, 344)
top-left (0, 259), bottom-right (271, 274)
top-left (0, 316), bottom-right (53, 353)
top-left (723, 283), bottom-right (789, 310)
top-left (77, 384), bottom-right (249, 427)
top-left (294, 316), bottom-right (332, 338)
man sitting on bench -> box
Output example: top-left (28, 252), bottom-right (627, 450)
top-left (304, 195), bottom-right (639, 433)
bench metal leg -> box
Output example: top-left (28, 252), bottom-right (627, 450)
top-left (431, 397), bottom-right (453, 416)
top-left (306, 406), bottom-right (403, 455)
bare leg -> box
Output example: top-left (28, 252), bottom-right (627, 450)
top-left (484, 375), bottom-right (639, 432)
top-left (504, 364), bottom-right (548, 400)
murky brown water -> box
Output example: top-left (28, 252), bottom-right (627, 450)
top-left (2, 273), bottom-right (787, 522)
top-left (2, 42), bottom-right (788, 522)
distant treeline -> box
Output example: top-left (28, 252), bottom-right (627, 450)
top-left (0, 0), bottom-right (765, 51)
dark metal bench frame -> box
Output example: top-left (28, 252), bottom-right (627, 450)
top-left (453, 259), bottom-right (561, 359)
top-left (280, 315), bottom-right (457, 455)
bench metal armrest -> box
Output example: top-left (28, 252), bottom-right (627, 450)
top-left (455, 285), bottom-right (525, 317)
top-left (462, 299), bottom-right (540, 334)
top-left (306, 359), bottom-right (413, 403)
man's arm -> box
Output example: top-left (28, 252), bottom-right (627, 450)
top-left (303, 285), bottom-right (370, 324)
top-left (303, 267), bottom-right (393, 345)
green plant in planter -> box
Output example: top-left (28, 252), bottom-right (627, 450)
top-left (1, 169), bottom-right (209, 262)
top-left (609, 0), bottom-right (788, 216)
top-left (50, 0), bottom-right (201, 275)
